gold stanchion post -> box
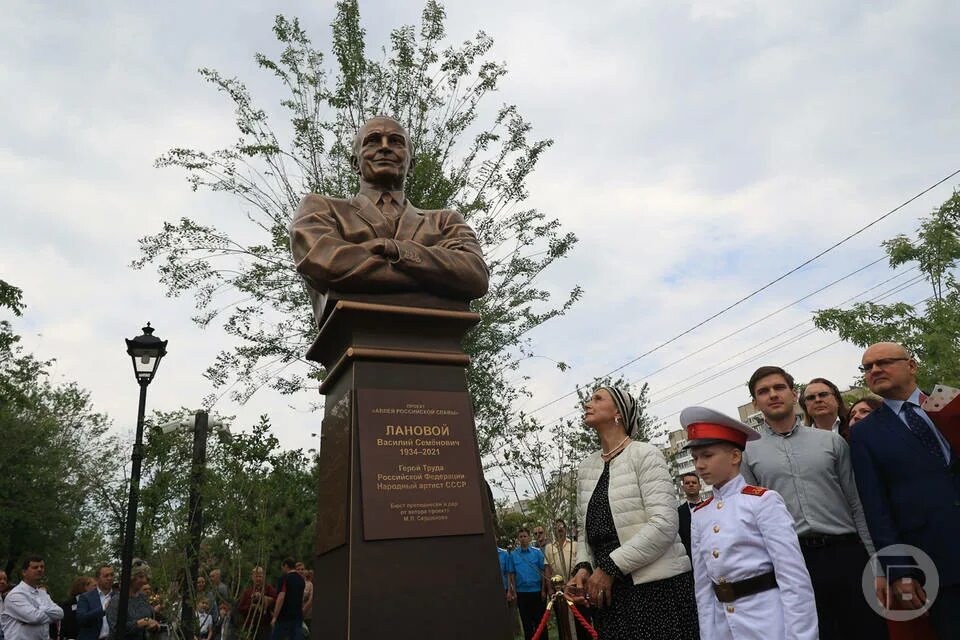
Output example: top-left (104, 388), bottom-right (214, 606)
top-left (550, 576), bottom-right (575, 640)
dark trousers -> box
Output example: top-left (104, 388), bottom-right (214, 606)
top-left (929, 584), bottom-right (960, 639)
top-left (516, 591), bottom-right (547, 640)
top-left (268, 619), bottom-right (303, 640)
top-left (801, 538), bottom-right (888, 640)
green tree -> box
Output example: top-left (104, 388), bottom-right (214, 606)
top-left (133, 1), bottom-right (580, 456)
top-left (116, 411), bottom-right (316, 611)
top-left (814, 189), bottom-right (960, 388)
top-left (0, 282), bottom-right (119, 597)
top-left (201, 416), bottom-right (316, 585)
top-left (495, 511), bottom-right (526, 548)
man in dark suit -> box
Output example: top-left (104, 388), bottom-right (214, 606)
top-left (851, 342), bottom-right (960, 637)
top-left (289, 115), bottom-right (489, 336)
top-left (676, 472), bottom-right (702, 558)
top-left (76, 565), bottom-right (115, 640)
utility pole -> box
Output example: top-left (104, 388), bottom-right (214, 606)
top-left (179, 410), bottom-right (210, 640)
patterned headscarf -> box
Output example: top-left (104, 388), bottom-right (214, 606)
top-left (601, 386), bottom-right (642, 437)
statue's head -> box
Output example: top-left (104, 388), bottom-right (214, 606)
top-left (350, 116), bottom-right (416, 190)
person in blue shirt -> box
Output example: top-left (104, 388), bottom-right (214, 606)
top-left (510, 528), bottom-right (548, 640)
top-left (498, 548), bottom-right (516, 601)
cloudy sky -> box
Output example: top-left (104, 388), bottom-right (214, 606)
top-left (2, 0), bottom-right (958, 463)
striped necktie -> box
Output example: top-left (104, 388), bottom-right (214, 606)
top-left (902, 403), bottom-right (945, 463)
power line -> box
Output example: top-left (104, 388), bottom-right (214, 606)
top-left (621, 261), bottom-right (910, 392)
top-left (646, 275), bottom-right (927, 409)
top-left (509, 257), bottom-right (888, 405)
top-left (521, 168), bottom-right (959, 417)
top-left (648, 328), bottom-right (821, 407)
top-left (654, 339), bottom-right (846, 422)
top-left (653, 295), bottom-right (934, 423)
top-left (534, 271), bottom-right (926, 430)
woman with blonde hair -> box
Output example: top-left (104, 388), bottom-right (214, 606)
top-left (567, 386), bottom-right (699, 639)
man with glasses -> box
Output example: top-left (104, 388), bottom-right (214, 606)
top-left (543, 519), bottom-right (577, 581)
top-left (851, 342), bottom-right (960, 638)
top-left (542, 519), bottom-right (590, 639)
top-left (531, 526), bottom-right (547, 550)
top-left (799, 378), bottom-right (849, 437)
top-left (740, 366), bottom-right (884, 639)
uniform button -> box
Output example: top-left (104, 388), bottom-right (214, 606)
top-left (712, 549), bottom-right (720, 558)
top-left (713, 525), bottom-right (720, 533)
top-left (717, 501), bottom-right (724, 509)
top-left (726, 605), bottom-right (735, 613)
top-left (718, 577), bottom-right (726, 584)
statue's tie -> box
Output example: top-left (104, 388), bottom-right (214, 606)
top-left (380, 193), bottom-right (400, 218)
top-left (902, 403), bottom-right (945, 463)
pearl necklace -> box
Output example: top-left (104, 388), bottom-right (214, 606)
top-left (601, 435), bottom-right (630, 460)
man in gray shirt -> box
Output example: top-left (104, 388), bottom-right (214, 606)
top-left (741, 366), bottom-right (885, 640)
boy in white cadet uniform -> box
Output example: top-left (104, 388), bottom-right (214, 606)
top-left (681, 407), bottom-right (817, 640)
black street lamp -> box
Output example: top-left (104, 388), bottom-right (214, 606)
top-left (115, 323), bottom-right (167, 640)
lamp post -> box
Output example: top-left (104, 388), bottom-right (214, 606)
top-left (116, 323), bottom-right (167, 640)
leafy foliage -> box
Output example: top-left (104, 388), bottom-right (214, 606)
top-left (0, 282), bottom-right (120, 595)
top-left (125, 413), bottom-right (316, 608)
top-left (133, 1), bottom-right (580, 457)
top-left (0, 282), bottom-right (318, 606)
top-left (814, 189), bottom-right (960, 388)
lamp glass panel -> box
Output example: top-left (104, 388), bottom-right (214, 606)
top-left (130, 348), bottom-right (161, 378)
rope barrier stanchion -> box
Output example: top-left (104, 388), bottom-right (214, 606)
top-left (530, 575), bottom-right (601, 640)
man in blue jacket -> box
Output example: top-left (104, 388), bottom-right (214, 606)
top-left (851, 342), bottom-right (960, 637)
top-left (76, 565), bottom-right (115, 640)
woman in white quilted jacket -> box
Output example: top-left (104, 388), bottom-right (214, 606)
top-left (567, 386), bottom-right (700, 639)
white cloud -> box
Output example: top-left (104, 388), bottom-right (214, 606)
top-left (1, 0), bottom-right (957, 463)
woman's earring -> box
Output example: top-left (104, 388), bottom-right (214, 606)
top-left (615, 416), bottom-right (622, 424)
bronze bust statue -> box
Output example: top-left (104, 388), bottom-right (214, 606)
top-left (290, 116), bottom-right (489, 326)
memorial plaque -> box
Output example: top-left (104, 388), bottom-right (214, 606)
top-left (357, 388), bottom-right (485, 540)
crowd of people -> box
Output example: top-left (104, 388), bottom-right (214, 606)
top-left (3, 339), bottom-right (956, 640)
top-left (0, 559), bottom-right (314, 640)
top-left (499, 341), bottom-right (958, 640)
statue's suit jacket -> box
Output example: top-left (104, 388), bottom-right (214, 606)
top-left (290, 192), bottom-right (489, 322)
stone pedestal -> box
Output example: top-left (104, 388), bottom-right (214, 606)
top-left (309, 300), bottom-right (512, 639)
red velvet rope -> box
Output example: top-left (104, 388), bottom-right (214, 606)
top-left (568, 603), bottom-right (599, 639)
top-left (530, 603), bottom-right (554, 640)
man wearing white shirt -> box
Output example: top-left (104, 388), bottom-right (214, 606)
top-left (0, 556), bottom-right (63, 640)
